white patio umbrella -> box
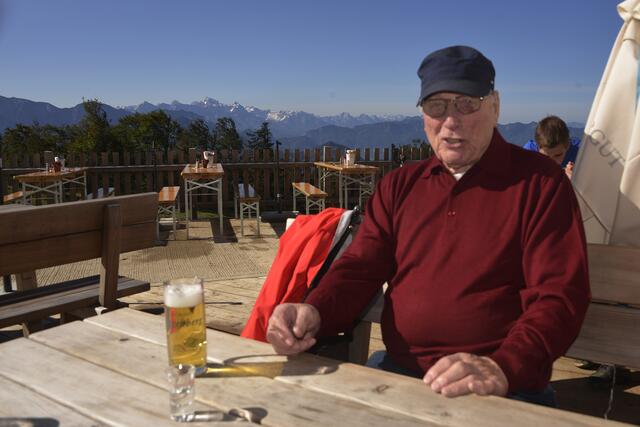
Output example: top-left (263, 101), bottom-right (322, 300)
top-left (573, 0), bottom-right (640, 246)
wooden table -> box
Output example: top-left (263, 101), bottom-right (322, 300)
top-left (314, 162), bottom-right (379, 209)
top-left (181, 164), bottom-right (224, 239)
top-left (13, 167), bottom-right (87, 204)
top-left (0, 308), bottom-right (630, 426)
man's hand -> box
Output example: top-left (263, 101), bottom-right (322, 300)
top-left (423, 353), bottom-right (508, 397)
top-left (266, 303), bottom-right (321, 355)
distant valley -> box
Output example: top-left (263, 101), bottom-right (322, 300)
top-left (0, 95), bottom-right (584, 150)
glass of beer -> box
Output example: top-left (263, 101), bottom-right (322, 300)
top-left (164, 277), bottom-right (207, 374)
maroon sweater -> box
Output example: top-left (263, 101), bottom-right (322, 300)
top-left (306, 130), bottom-right (590, 393)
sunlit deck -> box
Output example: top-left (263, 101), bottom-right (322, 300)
top-left (1, 217), bottom-right (638, 424)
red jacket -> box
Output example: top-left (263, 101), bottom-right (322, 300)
top-left (241, 208), bottom-right (345, 342)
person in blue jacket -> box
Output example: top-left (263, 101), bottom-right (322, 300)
top-left (523, 116), bottom-right (579, 178)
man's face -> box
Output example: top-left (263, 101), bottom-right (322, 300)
top-left (539, 145), bottom-right (568, 165)
top-left (422, 91), bottom-right (500, 174)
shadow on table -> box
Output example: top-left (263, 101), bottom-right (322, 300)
top-left (186, 407), bottom-right (267, 424)
top-left (553, 373), bottom-right (640, 425)
top-left (200, 355), bottom-right (339, 379)
top-left (0, 418), bottom-right (60, 427)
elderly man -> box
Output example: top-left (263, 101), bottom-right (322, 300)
top-left (266, 46), bottom-right (590, 407)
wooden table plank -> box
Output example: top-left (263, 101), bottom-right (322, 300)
top-left (86, 309), bottom-right (631, 427)
top-left (0, 375), bottom-right (106, 426)
top-left (31, 320), bottom-right (436, 427)
top-left (0, 338), bottom-right (230, 426)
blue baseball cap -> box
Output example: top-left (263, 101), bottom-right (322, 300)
top-left (417, 45), bottom-right (495, 106)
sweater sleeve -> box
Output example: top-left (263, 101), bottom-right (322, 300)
top-left (306, 177), bottom-right (397, 336)
top-left (490, 171), bottom-right (591, 392)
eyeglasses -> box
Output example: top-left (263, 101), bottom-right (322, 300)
top-left (420, 93), bottom-right (492, 118)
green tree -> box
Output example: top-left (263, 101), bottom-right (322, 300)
top-left (112, 110), bottom-right (181, 152)
top-left (245, 121), bottom-right (273, 150)
top-left (146, 110), bottom-right (181, 150)
top-left (176, 119), bottom-right (214, 151)
top-left (214, 117), bottom-right (242, 150)
top-left (67, 99), bottom-right (116, 154)
top-left (2, 123), bottom-right (67, 157)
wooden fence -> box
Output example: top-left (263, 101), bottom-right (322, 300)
top-left (1, 145), bottom-right (432, 213)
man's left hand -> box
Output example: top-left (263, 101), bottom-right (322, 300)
top-left (423, 353), bottom-right (508, 397)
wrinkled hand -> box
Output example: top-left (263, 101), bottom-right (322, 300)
top-left (423, 353), bottom-right (508, 397)
top-left (564, 161), bottom-right (574, 179)
top-left (266, 303), bottom-right (321, 355)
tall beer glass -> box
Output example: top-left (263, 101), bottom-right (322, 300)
top-left (164, 277), bottom-right (207, 374)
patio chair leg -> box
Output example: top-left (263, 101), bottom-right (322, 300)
top-left (172, 205), bottom-right (176, 240)
top-left (257, 203), bottom-right (260, 236)
top-left (293, 188), bottom-right (297, 212)
top-left (240, 203), bottom-right (245, 237)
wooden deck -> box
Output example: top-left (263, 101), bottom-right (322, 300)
top-left (1, 217), bottom-right (638, 424)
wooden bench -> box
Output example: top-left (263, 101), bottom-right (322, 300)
top-left (234, 183), bottom-right (260, 237)
top-left (3, 191), bottom-right (27, 205)
top-left (0, 193), bottom-right (158, 335)
top-left (158, 186), bottom-right (180, 240)
top-left (86, 187), bottom-right (115, 199)
top-left (292, 182), bottom-right (327, 214)
top-left (566, 244), bottom-right (640, 368)
top-left (348, 243), bottom-right (640, 370)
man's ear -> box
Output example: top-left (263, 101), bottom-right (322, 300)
top-left (492, 91), bottom-right (500, 121)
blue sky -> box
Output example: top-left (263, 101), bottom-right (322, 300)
top-left (0, 0), bottom-right (622, 123)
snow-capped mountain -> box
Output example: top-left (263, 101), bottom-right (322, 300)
top-left (123, 98), bottom-right (404, 136)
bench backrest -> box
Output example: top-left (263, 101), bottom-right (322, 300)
top-left (352, 243), bottom-right (640, 369)
top-left (566, 243), bottom-right (640, 368)
top-left (0, 193), bottom-right (158, 308)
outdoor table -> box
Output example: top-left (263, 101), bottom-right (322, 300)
top-left (314, 161), bottom-right (379, 209)
top-left (181, 163), bottom-right (224, 239)
top-left (0, 307), bottom-right (628, 426)
top-left (13, 167), bottom-right (87, 204)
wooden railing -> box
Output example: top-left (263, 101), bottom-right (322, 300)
top-left (1, 146), bottom-right (432, 212)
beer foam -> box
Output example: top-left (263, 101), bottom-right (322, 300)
top-left (164, 283), bottom-right (202, 308)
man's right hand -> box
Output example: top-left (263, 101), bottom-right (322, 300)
top-left (266, 303), bottom-right (321, 355)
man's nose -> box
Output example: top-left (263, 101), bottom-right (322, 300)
top-left (441, 105), bottom-right (462, 128)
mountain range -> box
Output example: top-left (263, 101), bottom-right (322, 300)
top-left (0, 95), bottom-right (584, 149)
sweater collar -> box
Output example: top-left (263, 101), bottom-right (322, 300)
top-left (422, 129), bottom-right (512, 180)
